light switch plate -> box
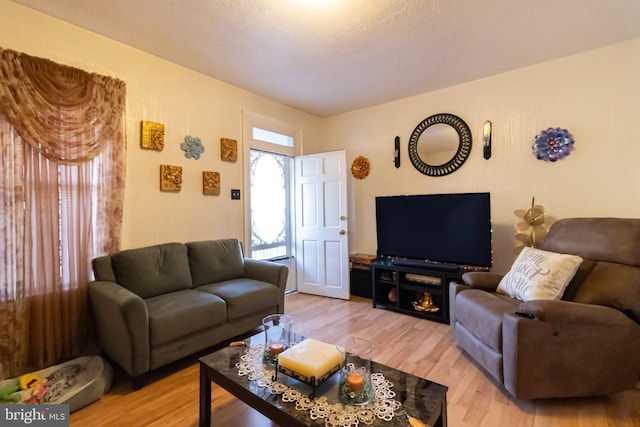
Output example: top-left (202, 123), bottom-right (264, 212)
top-left (231, 189), bottom-right (241, 200)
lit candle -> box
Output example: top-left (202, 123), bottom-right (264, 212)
top-left (347, 372), bottom-right (363, 392)
top-left (270, 341), bottom-right (285, 355)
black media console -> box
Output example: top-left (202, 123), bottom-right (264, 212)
top-left (372, 259), bottom-right (464, 324)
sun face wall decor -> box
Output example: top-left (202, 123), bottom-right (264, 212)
top-left (351, 156), bottom-right (370, 179)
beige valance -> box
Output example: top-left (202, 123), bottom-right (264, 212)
top-left (0, 47), bottom-right (126, 164)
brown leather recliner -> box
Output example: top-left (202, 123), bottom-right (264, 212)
top-left (449, 217), bottom-right (640, 399)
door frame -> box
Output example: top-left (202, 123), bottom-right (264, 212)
top-left (242, 112), bottom-right (350, 298)
top-left (242, 111), bottom-right (301, 292)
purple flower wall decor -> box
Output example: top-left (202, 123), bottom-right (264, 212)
top-left (532, 128), bottom-right (575, 162)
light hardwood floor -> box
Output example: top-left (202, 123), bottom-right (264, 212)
top-left (70, 293), bottom-right (640, 426)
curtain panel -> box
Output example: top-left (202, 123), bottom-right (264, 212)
top-left (0, 48), bottom-right (126, 164)
top-left (0, 48), bottom-right (126, 378)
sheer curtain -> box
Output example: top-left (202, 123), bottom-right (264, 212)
top-left (0, 48), bottom-right (126, 378)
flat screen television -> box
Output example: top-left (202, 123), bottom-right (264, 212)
top-left (375, 192), bottom-right (492, 269)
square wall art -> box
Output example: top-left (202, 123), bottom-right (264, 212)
top-left (203, 171), bottom-right (220, 195)
top-left (160, 164), bottom-right (182, 192)
top-left (221, 138), bottom-right (237, 162)
top-left (141, 120), bottom-right (165, 151)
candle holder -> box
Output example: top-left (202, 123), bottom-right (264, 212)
top-left (262, 314), bottom-right (293, 365)
top-left (336, 337), bottom-right (374, 405)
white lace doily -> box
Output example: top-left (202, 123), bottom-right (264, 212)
top-left (236, 344), bottom-right (403, 426)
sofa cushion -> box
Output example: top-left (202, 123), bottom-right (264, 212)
top-left (186, 239), bottom-right (245, 287)
top-left (92, 255), bottom-right (116, 282)
top-left (455, 289), bottom-right (520, 352)
top-left (541, 217), bottom-right (640, 267)
top-left (196, 279), bottom-right (279, 320)
top-left (497, 247), bottom-right (583, 302)
top-left (111, 243), bottom-right (193, 299)
top-left (571, 262), bottom-right (640, 322)
top-left (145, 289), bottom-right (227, 347)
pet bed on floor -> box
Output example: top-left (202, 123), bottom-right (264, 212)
top-left (0, 355), bottom-right (112, 413)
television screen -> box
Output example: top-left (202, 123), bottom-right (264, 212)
top-left (375, 192), bottom-right (492, 268)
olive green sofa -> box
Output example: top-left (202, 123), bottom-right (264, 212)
top-left (88, 238), bottom-right (288, 389)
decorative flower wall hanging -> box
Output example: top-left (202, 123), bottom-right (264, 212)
top-left (181, 135), bottom-right (204, 160)
top-left (532, 127), bottom-right (575, 162)
top-left (351, 156), bottom-right (371, 179)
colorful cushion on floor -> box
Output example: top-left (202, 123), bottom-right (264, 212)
top-left (0, 356), bottom-right (112, 413)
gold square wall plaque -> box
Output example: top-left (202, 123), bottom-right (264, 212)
top-left (160, 164), bottom-right (182, 192)
top-left (203, 171), bottom-right (220, 195)
top-left (141, 120), bottom-right (165, 151)
top-left (221, 138), bottom-right (237, 162)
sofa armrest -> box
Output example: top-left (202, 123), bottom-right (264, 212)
top-left (461, 272), bottom-right (503, 292)
top-left (519, 299), bottom-right (634, 326)
top-left (244, 259), bottom-right (288, 291)
top-left (88, 280), bottom-right (150, 377)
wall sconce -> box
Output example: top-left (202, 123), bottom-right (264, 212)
top-left (483, 120), bottom-right (492, 160)
top-left (394, 136), bottom-right (400, 168)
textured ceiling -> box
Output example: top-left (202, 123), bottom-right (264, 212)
top-left (10, 0), bottom-right (640, 117)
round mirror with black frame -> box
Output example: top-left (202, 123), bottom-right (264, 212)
top-left (408, 113), bottom-right (472, 176)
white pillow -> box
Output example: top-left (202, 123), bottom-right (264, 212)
top-left (497, 247), bottom-right (583, 302)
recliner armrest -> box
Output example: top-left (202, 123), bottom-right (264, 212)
top-left (461, 272), bottom-right (503, 292)
top-left (88, 280), bottom-right (150, 377)
top-left (502, 300), bottom-right (640, 398)
top-left (519, 299), bottom-right (634, 326)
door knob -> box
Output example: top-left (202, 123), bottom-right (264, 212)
top-left (339, 229), bottom-right (346, 235)
top-left (340, 216), bottom-right (347, 221)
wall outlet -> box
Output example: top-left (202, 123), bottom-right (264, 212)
top-left (231, 189), bottom-right (241, 200)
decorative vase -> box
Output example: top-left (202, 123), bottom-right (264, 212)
top-left (388, 288), bottom-right (397, 302)
top-left (262, 314), bottom-right (293, 365)
top-left (336, 337), bottom-right (374, 405)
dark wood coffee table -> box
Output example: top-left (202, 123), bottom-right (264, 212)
top-left (199, 332), bottom-right (447, 426)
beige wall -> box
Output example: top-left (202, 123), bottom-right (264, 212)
top-left (324, 39), bottom-right (640, 273)
top-left (3, 3), bottom-right (639, 275)
top-left (0, 2), bottom-right (324, 250)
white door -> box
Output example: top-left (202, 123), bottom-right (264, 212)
top-left (295, 150), bottom-right (350, 299)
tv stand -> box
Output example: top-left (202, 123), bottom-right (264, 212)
top-left (391, 258), bottom-right (459, 272)
top-left (372, 259), bottom-right (463, 324)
